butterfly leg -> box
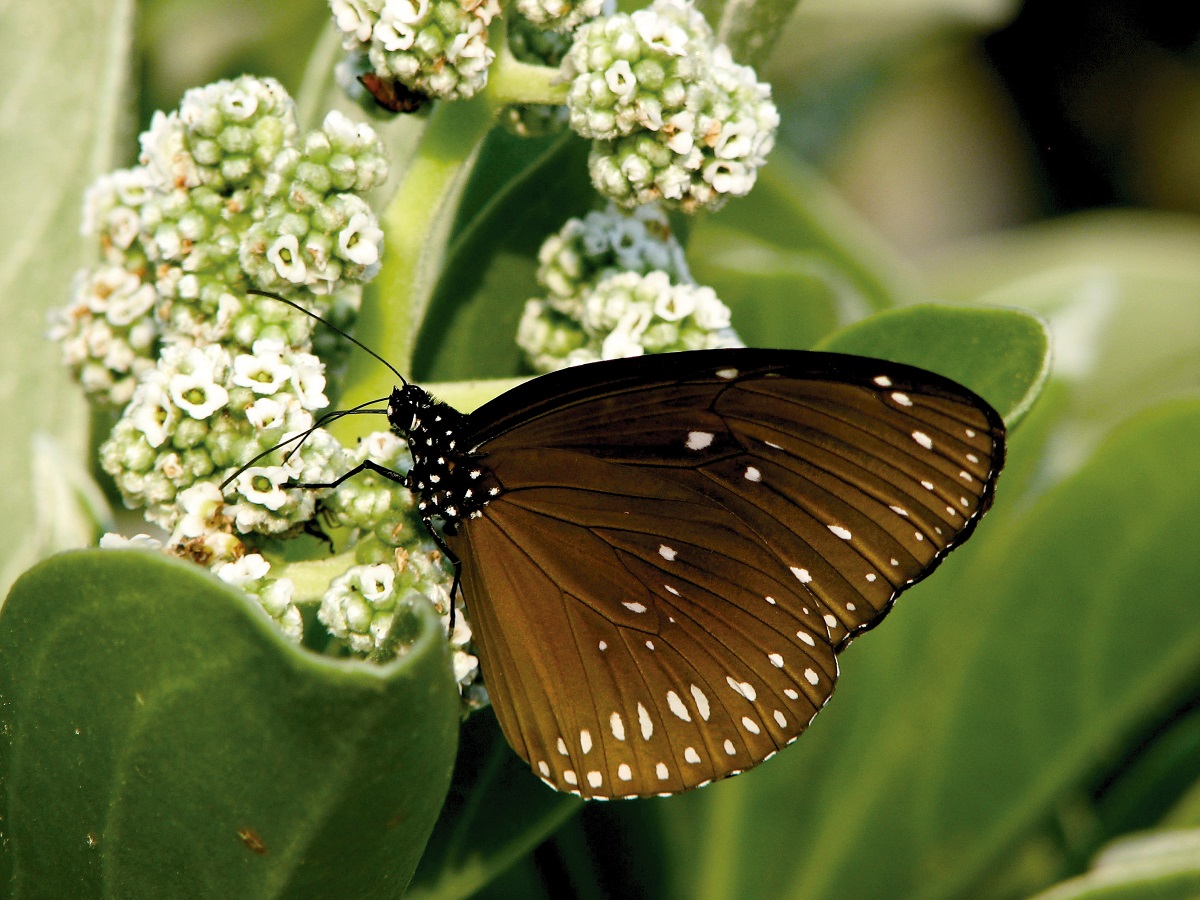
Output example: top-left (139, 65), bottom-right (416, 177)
top-left (286, 459), bottom-right (408, 491)
top-left (420, 513), bottom-right (462, 630)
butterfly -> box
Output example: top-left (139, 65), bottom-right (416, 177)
top-left (241, 293), bottom-right (1006, 800)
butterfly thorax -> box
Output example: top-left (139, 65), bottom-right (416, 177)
top-left (387, 384), bottom-right (498, 529)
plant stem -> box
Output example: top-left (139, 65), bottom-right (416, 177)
top-left (339, 95), bottom-right (498, 420)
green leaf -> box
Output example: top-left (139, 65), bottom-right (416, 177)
top-left (690, 148), bottom-right (921, 313)
top-left (0, 550), bottom-right (460, 898)
top-left (611, 396), bottom-right (1200, 900)
top-left (0, 0), bottom-right (133, 594)
top-left (817, 303), bottom-right (1051, 424)
top-left (695, 0), bottom-right (804, 67)
top-left (927, 211), bottom-right (1200, 438)
top-left (407, 712), bottom-right (580, 900)
top-left (1029, 831), bottom-right (1200, 900)
top-left (687, 225), bottom-right (871, 350)
top-left (413, 132), bottom-right (595, 382)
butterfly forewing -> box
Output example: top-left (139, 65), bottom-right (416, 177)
top-left (440, 349), bottom-right (1004, 798)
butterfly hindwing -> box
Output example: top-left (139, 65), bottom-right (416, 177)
top-left (453, 450), bottom-right (837, 798)
top-left (441, 349), bottom-right (1004, 798)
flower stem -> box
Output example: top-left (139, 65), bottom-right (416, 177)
top-left (486, 37), bottom-right (568, 107)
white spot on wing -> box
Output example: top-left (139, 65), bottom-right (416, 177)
top-left (658, 544), bottom-right (677, 561)
top-left (690, 684), bottom-right (711, 721)
top-left (557, 737), bottom-right (569, 756)
top-left (823, 614), bottom-right (838, 629)
top-left (638, 703), bottom-right (653, 740)
top-left (784, 688), bottom-right (799, 700)
top-left (686, 431), bottom-right (714, 450)
top-left (891, 392), bottom-right (913, 407)
top-left (716, 367), bottom-right (738, 379)
top-left (580, 730), bottom-right (592, 754)
top-left (724, 739), bottom-right (736, 755)
top-left (618, 763), bottom-right (632, 781)
top-left (623, 601), bottom-right (647, 614)
top-left (791, 567), bottom-right (812, 584)
top-left (828, 525), bottom-right (852, 540)
top-left (587, 771), bottom-right (603, 788)
top-left (684, 746), bottom-right (701, 764)
top-left (744, 466), bottom-right (762, 482)
top-left (656, 762), bottom-right (669, 780)
top-left (741, 716), bottom-right (761, 735)
top-left (726, 676), bottom-right (757, 701)
top-left (774, 710), bottom-right (788, 727)
top-left (538, 761), bottom-right (550, 777)
top-left (874, 375), bottom-right (892, 387)
top-left (765, 596), bottom-right (776, 605)
top-left (610, 712), bottom-right (625, 741)
top-left (804, 668), bottom-right (820, 685)
top-left (564, 770), bottom-right (578, 785)
top-left (796, 631), bottom-right (815, 646)
top-left (912, 431), bottom-right (933, 450)
top-left (768, 653), bottom-right (784, 668)
top-left (667, 691), bottom-right (691, 721)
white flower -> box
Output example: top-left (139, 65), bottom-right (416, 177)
top-left (169, 366), bottom-right (229, 419)
top-left (337, 213), bottom-right (383, 266)
top-left (232, 340), bottom-right (291, 394)
top-left (322, 109), bottom-right (374, 148)
top-left (360, 430), bottom-right (404, 463)
top-left (332, 0), bottom-right (377, 42)
top-left (220, 85), bottom-right (259, 121)
top-left (289, 354), bottom-right (329, 410)
top-left (383, 0), bottom-right (428, 25)
top-left (99, 532), bottom-right (164, 551)
top-left (604, 60), bottom-right (637, 97)
top-left (216, 553), bottom-right (271, 586)
top-left (173, 482), bottom-right (225, 539)
top-left (235, 466), bottom-right (292, 511)
top-left (244, 396), bottom-right (288, 430)
top-left (375, 14), bottom-right (417, 51)
top-left (130, 379), bottom-right (175, 448)
top-left (358, 563), bottom-right (396, 604)
top-left (259, 577), bottom-right (296, 618)
top-left (691, 286), bottom-right (731, 329)
top-left (138, 111), bottom-right (199, 189)
top-left (267, 234), bottom-right (307, 284)
top-left (654, 284), bottom-right (696, 321)
top-left (601, 321), bottom-right (647, 360)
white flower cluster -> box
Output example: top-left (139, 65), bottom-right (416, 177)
top-left (51, 77), bottom-right (388, 408)
top-left (536, 203), bottom-right (690, 299)
top-left (563, 0), bottom-right (779, 212)
top-left (98, 338), bottom-right (344, 537)
top-left (518, 206), bottom-right (741, 371)
top-left (330, 0), bottom-right (501, 101)
top-left (515, 0), bottom-right (604, 32)
top-left (319, 551), bottom-right (486, 707)
top-left (216, 551), bottom-right (304, 641)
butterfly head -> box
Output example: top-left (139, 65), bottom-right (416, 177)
top-left (386, 383), bottom-right (497, 527)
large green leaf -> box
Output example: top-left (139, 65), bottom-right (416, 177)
top-left (817, 303), bottom-right (1051, 425)
top-left (1029, 831), bottom-right (1200, 900)
top-left (0, 550), bottom-right (460, 898)
top-left (0, 0), bottom-right (133, 595)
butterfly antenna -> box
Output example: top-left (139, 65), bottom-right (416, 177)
top-left (246, 288), bottom-right (408, 386)
top-left (219, 399), bottom-right (389, 491)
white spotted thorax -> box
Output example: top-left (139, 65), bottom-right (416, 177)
top-left (387, 384), bottom-right (499, 527)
